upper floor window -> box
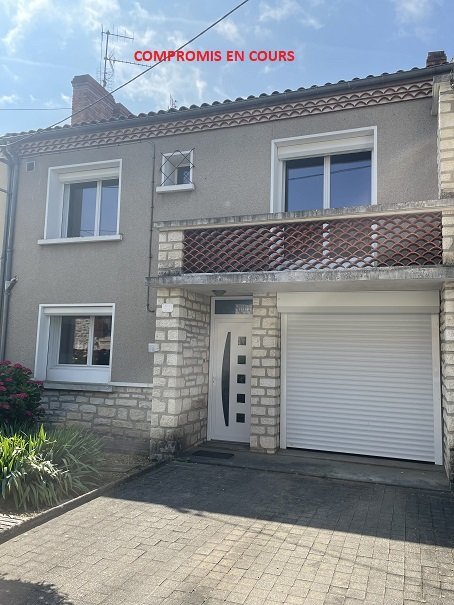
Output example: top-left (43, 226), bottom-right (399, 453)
top-left (156, 149), bottom-right (195, 193)
top-left (64, 178), bottom-right (119, 237)
top-left (271, 127), bottom-right (376, 213)
top-left (40, 160), bottom-right (122, 244)
top-left (286, 151), bottom-right (372, 211)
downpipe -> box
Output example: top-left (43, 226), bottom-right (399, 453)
top-left (0, 148), bottom-right (19, 360)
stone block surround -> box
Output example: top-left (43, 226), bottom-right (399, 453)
top-left (41, 386), bottom-right (154, 454)
top-left (441, 282), bottom-right (454, 481)
top-left (250, 294), bottom-right (281, 453)
top-left (438, 80), bottom-right (454, 198)
top-left (152, 288), bottom-right (210, 455)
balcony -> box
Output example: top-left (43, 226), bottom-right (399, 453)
top-left (149, 203), bottom-right (454, 290)
top-left (182, 212), bottom-right (442, 273)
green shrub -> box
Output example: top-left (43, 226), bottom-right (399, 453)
top-left (0, 425), bottom-right (104, 511)
top-left (0, 361), bottom-right (44, 427)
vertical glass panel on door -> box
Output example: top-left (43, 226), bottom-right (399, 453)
top-left (99, 179), bottom-right (119, 235)
top-left (59, 316), bottom-right (90, 364)
top-left (67, 182), bottom-right (97, 237)
top-left (285, 157), bottom-right (324, 211)
top-left (92, 316), bottom-right (112, 366)
top-left (330, 152), bottom-right (371, 208)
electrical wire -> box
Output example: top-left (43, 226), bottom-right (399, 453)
top-left (5, 0), bottom-right (251, 147)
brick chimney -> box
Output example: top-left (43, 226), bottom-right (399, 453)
top-left (426, 51), bottom-right (447, 68)
top-left (71, 75), bottom-right (132, 126)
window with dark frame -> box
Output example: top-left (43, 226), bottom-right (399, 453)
top-left (285, 151), bottom-right (371, 212)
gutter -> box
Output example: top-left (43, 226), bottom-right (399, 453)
top-left (0, 147), bottom-right (19, 360)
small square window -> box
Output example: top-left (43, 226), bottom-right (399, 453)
top-left (238, 337), bottom-right (247, 346)
top-left (158, 150), bottom-right (194, 190)
top-left (237, 393), bottom-right (246, 403)
top-left (237, 355), bottom-right (246, 365)
top-left (236, 413), bottom-right (245, 424)
top-left (237, 374), bottom-right (246, 384)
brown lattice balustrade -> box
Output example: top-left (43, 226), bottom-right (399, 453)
top-left (181, 212), bottom-right (442, 274)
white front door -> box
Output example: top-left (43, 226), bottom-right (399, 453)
top-left (209, 301), bottom-right (252, 443)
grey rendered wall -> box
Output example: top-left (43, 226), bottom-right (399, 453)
top-left (6, 96), bottom-right (437, 383)
top-left (7, 143), bottom-right (157, 382)
top-left (0, 162), bottom-right (6, 255)
top-left (152, 97), bottom-right (438, 222)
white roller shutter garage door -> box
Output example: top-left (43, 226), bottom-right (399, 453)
top-left (284, 313), bottom-right (439, 462)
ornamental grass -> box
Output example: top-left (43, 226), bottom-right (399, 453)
top-left (0, 425), bottom-right (104, 511)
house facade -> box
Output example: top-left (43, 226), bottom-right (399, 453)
top-left (2, 53), bottom-right (454, 479)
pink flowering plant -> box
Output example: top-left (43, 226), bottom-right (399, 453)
top-left (0, 361), bottom-right (44, 427)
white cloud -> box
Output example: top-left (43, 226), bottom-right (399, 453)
top-left (300, 14), bottom-right (323, 29)
top-left (1, 63), bottom-right (20, 82)
top-left (79, 0), bottom-right (120, 31)
top-left (392, 0), bottom-right (441, 22)
top-left (259, 0), bottom-right (301, 21)
top-left (109, 23), bottom-right (209, 111)
top-left (259, 0), bottom-right (323, 28)
top-left (0, 94), bottom-right (19, 106)
top-left (215, 19), bottom-right (243, 44)
top-left (129, 1), bottom-right (150, 22)
top-left (116, 61), bottom-right (208, 110)
top-left (2, 0), bottom-right (120, 54)
top-left (2, 0), bottom-right (53, 53)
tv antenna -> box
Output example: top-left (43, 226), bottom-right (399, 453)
top-left (100, 27), bottom-right (135, 89)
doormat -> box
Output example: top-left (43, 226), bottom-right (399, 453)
top-left (192, 450), bottom-right (234, 459)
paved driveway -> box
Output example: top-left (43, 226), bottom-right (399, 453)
top-left (0, 461), bottom-right (454, 605)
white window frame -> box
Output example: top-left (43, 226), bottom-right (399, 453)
top-left (156, 150), bottom-right (195, 193)
top-left (40, 160), bottom-right (122, 244)
top-left (34, 304), bottom-right (115, 384)
top-left (270, 127), bottom-right (377, 213)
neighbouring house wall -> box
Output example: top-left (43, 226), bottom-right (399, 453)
top-left (41, 386), bottom-right (153, 453)
top-left (438, 80), bottom-right (454, 197)
top-left (151, 288), bottom-right (210, 455)
top-left (440, 283), bottom-right (454, 480)
top-left (250, 294), bottom-right (281, 453)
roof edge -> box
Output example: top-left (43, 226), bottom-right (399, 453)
top-left (2, 62), bottom-right (452, 145)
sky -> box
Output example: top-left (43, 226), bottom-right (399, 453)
top-left (0, 0), bottom-right (453, 136)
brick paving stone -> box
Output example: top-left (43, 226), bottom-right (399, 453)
top-left (0, 461), bottom-right (454, 604)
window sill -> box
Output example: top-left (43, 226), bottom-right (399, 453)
top-left (44, 381), bottom-right (113, 392)
top-left (156, 184), bottom-right (195, 193)
top-left (38, 235), bottom-right (123, 245)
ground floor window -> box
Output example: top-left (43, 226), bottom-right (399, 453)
top-left (35, 304), bottom-right (114, 383)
